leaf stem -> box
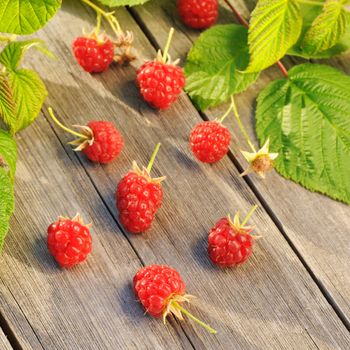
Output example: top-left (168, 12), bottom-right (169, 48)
top-left (172, 302), bottom-right (217, 334)
top-left (147, 143), bottom-right (161, 173)
top-left (223, 0), bottom-right (289, 78)
top-left (162, 28), bottom-right (175, 63)
top-left (231, 96), bottom-right (256, 153)
top-left (241, 205), bottom-right (258, 226)
top-left (48, 108), bottom-right (88, 140)
top-left (223, 0), bottom-right (249, 28)
top-left (276, 61), bottom-right (289, 78)
top-left (81, 0), bottom-right (122, 36)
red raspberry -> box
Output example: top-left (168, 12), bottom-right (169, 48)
top-left (116, 144), bottom-right (165, 233)
top-left (208, 206), bottom-right (258, 267)
top-left (47, 214), bottom-right (92, 268)
top-left (133, 264), bottom-right (216, 333)
top-left (178, 0), bottom-right (218, 29)
top-left (72, 35), bottom-right (114, 73)
top-left (82, 121), bottom-right (124, 164)
top-left (133, 265), bottom-right (186, 317)
top-left (190, 121), bottom-right (231, 163)
top-left (48, 108), bottom-right (124, 164)
top-left (137, 61), bottom-right (185, 109)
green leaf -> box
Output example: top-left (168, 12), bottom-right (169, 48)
top-left (0, 0), bottom-right (61, 35)
top-left (246, 0), bottom-right (302, 72)
top-left (96, 0), bottom-right (150, 6)
top-left (0, 69), bottom-right (47, 134)
top-left (256, 63), bottom-right (350, 204)
top-left (0, 39), bottom-right (54, 71)
top-left (288, 2), bottom-right (350, 58)
top-left (0, 167), bottom-right (14, 250)
top-left (302, 0), bottom-right (350, 54)
top-left (8, 69), bottom-right (47, 133)
top-left (0, 130), bottom-right (17, 179)
top-left (0, 73), bottom-right (16, 127)
top-left (184, 24), bottom-right (259, 111)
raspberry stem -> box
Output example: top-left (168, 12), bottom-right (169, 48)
top-left (162, 27), bottom-right (175, 64)
top-left (241, 204), bottom-right (258, 226)
top-left (81, 0), bottom-right (122, 35)
top-left (218, 102), bottom-right (233, 123)
top-left (231, 96), bottom-right (256, 153)
top-left (0, 34), bottom-right (16, 44)
top-left (147, 143), bottom-right (161, 173)
top-left (95, 12), bottom-right (102, 36)
top-left (223, 0), bottom-right (288, 78)
top-left (47, 107), bottom-right (89, 140)
top-left (172, 302), bottom-right (217, 334)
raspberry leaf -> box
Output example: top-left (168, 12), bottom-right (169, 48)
top-left (0, 73), bottom-right (16, 129)
top-left (288, 2), bottom-right (350, 58)
top-left (246, 0), bottom-right (302, 72)
top-left (7, 69), bottom-right (47, 134)
top-left (184, 24), bottom-right (259, 111)
top-left (96, 0), bottom-right (150, 6)
top-left (0, 0), bottom-right (61, 35)
top-left (0, 167), bottom-right (14, 251)
top-left (302, 0), bottom-right (350, 54)
top-left (0, 40), bottom-right (54, 71)
top-left (0, 130), bottom-right (17, 180)
top-left (0, 69), bottom-right (47, 134)
top-left (256, 63), bottom-right (350, 204)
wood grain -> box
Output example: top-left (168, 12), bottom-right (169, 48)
top-left (130, 0), bottom-right (350, 326)
top-left (0, 0), bottom-right (344, 349)
top-left (0, 328), bottom-right (12, 350)
top-left (0, 114), bottom-right (193, 349)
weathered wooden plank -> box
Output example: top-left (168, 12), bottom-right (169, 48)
top-left (130, 0), bottom-right (350, 326)
top-left (0, 116), bottom-right (193, 348)
top-left (0, 327), bottom-right (12, 350)
top-left (13, 0), bottom-right (350, 348)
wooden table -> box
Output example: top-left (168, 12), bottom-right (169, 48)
top-left (1, 0), bottom-right (349, 349)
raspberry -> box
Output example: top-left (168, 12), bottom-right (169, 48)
top-left (208, 206), bottom-right (258, 267)
top-left (48, 108), bottom-right (124, 164)
top-left (82, 121), bottom-right (124, 163)
top-left (133, 265), bottom-right (186, 317)
top-left (178, 0), bottom-right (218, 29)
top-left (47, 214), bottom-right (92, 268)
top-left (136, 28), bottom-right (185, 110)
top-left (137, 61), bottom-right (185, 109)
top-left (72, 35), bottom-right (114, 73)
top-left (116, 143), bottom-right (165, 233)
top-left (190, 121), bottom-right (231, 163)
top-left (133, 264), bottom-right (216, 333)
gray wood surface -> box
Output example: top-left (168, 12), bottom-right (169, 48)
top-left (0, 0), bottom-right (349, 349)
top-left (0, 328), bottom-right (12, 350)
top-left (130, 0), bottom-right (350, 326)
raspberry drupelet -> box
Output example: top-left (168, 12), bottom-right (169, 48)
top-left (116, 143), bottom-right (165, 233)
top-left (178, 0), bottom-right (219, 29)
top-left (208, 205), bottom-right (259, 267)
top-left (136, 28), bottom-right (185, 109)
top-left (48, 108), bottom-right (124, 164)
top-left (47, 214), bottom-right (92, 268)
top-left (133, 264), bottom-right (216, 333)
